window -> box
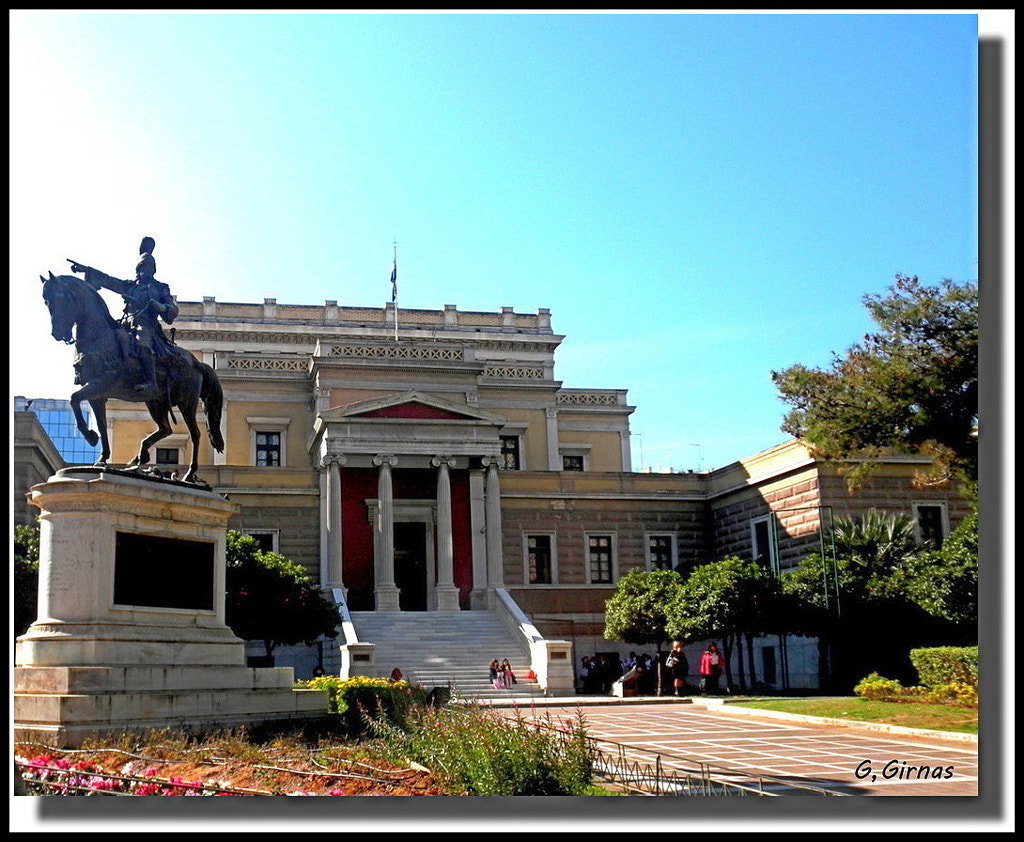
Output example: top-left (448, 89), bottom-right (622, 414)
top-left (525, 534), bottom-right (555, 584)
top-left (247, 417), bottom-right (290, 468)
top-left (912, 502), bottom-right (948, 548)
top-left (646, 533), bottom-right (676, 571)
top-left (586, 534), bottom-right (615, 584)
top-left (255, 432), bottom-right (282, 466)
top-left (751, 515), bottom-right (779, 575)
top-left (155, 447), bottom-right (179, 465)
top-left (499, 435), bottom-right (521, 470)
top-left (559, 444), bottom-right (590, 472)
top-left (245, 531), bottom-right (279, 554)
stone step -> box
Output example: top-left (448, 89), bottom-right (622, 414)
top-left (347, 610), bottom-right (542, 695)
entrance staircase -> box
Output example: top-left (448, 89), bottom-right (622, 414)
top-left (348, 610), bottom-right (544, 701)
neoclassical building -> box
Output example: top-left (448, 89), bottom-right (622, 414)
top-left (54, 297), bottom-right (969, 692)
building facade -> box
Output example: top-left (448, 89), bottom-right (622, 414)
top-left (13, 410), bottom-right (65, 527)
top-left (36, 297), bottom-right (971, 688)
top-left (13, 397), bottom-right (101, 465)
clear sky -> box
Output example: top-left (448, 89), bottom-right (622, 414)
top-left (9, 11), bottom-right (985, 474)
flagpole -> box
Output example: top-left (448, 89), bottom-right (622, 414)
top-left (391, 241), bottom-right (398, 342)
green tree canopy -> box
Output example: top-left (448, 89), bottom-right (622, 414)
top-left (781, 510), bottom-right (929, 621)
top-left (665, 556), bottom-right (779, 646)
top-left (224, 531), bottom-right (341, 658)
top-left (889, 509), bottom-right (978, 627)
top-left (771, 274), bottom-right (978, 488)
top-left (14, 523), bottom-right (40, 637)
top-left (781, 509), bottom-right (976, 688)
top-left (602, 568), bottom-right (684, 650)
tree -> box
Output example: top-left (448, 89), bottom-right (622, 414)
top-left (771, 274), bottom-right (978, 488)
top-left (781, 509), bottom-right (972, 689)
top-left (890, 509), bottom-right (978, 629)
top-left (603, 568), bottom-right (684, 694)
top-left (603, 568), bottom-right (684, 650)
top-left (665, 556), bottom-right (780, 692)
top-left (832, 509), bottom-right (919, 569)
top-left (14, 523), bottom-right (40, 637)
top-left (224, 531), bottom-right (341, 660)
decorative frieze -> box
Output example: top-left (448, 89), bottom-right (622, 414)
top-left (483, 365), bottom-right (546, 380)
top-left (328, 344), bottom-right (463, 361)
top-left (177, 329), bottom-right (313, 346)
top-left (225, 357), bottom-right (307, 372)
top-left (557, 391), bottom-right (622, 406)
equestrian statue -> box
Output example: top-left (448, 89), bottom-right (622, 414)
top-left (40, 236), bottom-right (223, 484)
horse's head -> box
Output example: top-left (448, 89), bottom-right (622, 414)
top-left (40, 271), bottom-right (78, 344)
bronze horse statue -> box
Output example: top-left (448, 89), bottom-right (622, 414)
top-left (40, 272), bottom-right (224, 483)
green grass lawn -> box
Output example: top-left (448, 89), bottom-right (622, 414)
top-left (725, 697), bottom-right (978, 734)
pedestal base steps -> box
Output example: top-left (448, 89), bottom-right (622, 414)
top-left (14, 663), bottom-right (329, 748)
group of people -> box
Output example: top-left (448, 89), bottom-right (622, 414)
top-left (577, 643), bottom-right (725, 696)
top-left (577, 653), bottom-right (622, 694)
top-left (488, 659), bottom-right (517, 690)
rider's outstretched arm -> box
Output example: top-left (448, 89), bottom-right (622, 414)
top-left (70, 263), bottom-right (129, 294)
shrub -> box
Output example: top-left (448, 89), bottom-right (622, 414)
top-left (365, 704), bottom-right (596, 795)
top-left (910, 646), bottom-right (978, 690)
top-left (924, 682), bottom-right (978, 706)
top-left (853, 672), bottom-right (908, 702)
top-left (297, 675), bottom-right (428, 735)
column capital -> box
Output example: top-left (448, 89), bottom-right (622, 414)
top-left (319, 452), bottom-right (347, 470)
top-left (481, 455), bottom-right (503, 471)
top-left (372, 454), bottom-right (398, 468)
top-left (431, 455), bottom-right (457, 469)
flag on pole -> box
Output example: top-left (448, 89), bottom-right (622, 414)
top-left (390, 258), bottom-right (397, 302)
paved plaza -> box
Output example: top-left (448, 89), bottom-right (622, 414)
top-left (496, 699), bottom-right (979, 796)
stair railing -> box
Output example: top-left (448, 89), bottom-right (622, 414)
top-left (492, 588), bottom-right (575, 696)
top-left (331, 588), bottom-right (376, 678)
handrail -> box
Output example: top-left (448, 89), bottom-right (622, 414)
top-left (492, 587), bottom-right (544, 642)
top-left (329, 587), bottom-right (359, 645)
top-left (492, 588), bottom-right (574, 695)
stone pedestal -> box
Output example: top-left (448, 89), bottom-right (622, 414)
top-left (15, 468), bottom-right (327, 747)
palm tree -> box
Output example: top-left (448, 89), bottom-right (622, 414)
top-left (831, 509), bottom-right (918, 574)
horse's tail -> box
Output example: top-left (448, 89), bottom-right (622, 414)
top-left (200, 363), bottom-right (225, 453)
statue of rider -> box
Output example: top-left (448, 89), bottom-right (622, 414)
top-left (70, 236), bottom-right (178, 393)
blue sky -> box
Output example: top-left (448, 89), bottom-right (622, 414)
top-left (9, 12), bottom-right (986, 474)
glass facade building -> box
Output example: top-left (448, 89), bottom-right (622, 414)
top-left (13, 396), bottom-right (101, 465)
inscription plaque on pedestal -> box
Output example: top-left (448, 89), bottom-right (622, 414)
top-left (114, 532), bottom-right (215, 611)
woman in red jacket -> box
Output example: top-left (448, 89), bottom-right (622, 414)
top-left (698, 643), bottom-right (724, 695)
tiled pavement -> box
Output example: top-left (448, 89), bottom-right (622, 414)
top-left (490, 698), bottom-right (979, 796)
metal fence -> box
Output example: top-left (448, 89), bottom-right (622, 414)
top-left (589, 741), bottom-right (847, 796)
top-left (536, 720), bottom-right (848, 797)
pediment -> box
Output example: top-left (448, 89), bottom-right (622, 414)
top-left (319, 391), bottom-right (506, 424)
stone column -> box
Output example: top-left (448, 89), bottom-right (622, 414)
top-left (431, 456), bottom-right (460, 611)
top-left (321, 452), bottom-right (346, 592)
top-left (483, 456), bottom-right (505, 590)
top-left (468, 468), bottom-right (488, 608)
top-left (373, 454), bottom-right (401, 611)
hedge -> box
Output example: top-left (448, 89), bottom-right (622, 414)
top-left (910, 646), bottom-right (978, 689)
